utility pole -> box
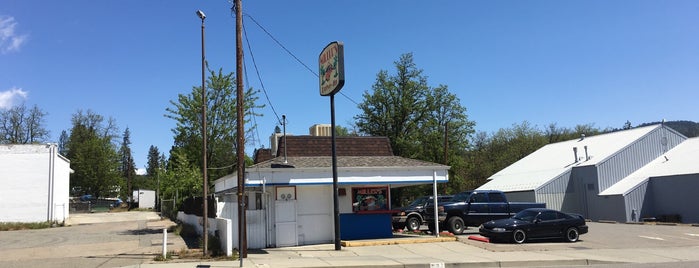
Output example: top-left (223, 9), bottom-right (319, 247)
top-left (234, 0), bottom-right (248, 259)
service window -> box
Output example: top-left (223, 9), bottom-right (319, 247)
top-left (352, 186), bottom-right (390, 212)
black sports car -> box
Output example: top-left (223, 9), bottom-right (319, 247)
top-left (479, 208), bottom-right (588, 244)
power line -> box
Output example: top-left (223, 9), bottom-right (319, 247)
top-left (243, 13), bottom-right (360, 106)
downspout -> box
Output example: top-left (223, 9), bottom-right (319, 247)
top-left (47, 144), bottom-right (55, 222)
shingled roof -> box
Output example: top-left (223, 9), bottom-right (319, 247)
top-left (274, 136), bottom-right (393, 158)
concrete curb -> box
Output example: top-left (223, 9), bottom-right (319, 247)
top-left (341, 236), bottom-right (457, 247)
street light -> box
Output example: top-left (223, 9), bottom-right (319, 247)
top-left (196, 9), bottom-right (209, 256)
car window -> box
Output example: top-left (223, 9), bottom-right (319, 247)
top-left (537, 211), bottom-right (558, 222)
top-left (488, 193), bottom-right (506, 203)
top-left (451, 192), bottom-right (472, 202)
top-left (438, 196), bottom-right (452, 202)
top-left (470, 193), bottom-right (487, 203)
top-left (514, 209), bottom-right (538, 221)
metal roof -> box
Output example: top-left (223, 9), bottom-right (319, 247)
top-left (600, 137), bottom-right (699, 196)
top-left (478, 124), bottom-right (661, 192)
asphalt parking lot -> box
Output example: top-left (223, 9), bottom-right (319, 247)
top-left (2, 214), bottom-right (699, 268)
top-left (0, 212), bottom-right (187, 268)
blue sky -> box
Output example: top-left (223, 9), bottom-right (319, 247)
top-left (2, 1), bottom-right (698, 173)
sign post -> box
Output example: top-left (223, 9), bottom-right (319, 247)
top-left (319, 41), bottom-right (344, 250)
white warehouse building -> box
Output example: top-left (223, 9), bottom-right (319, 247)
top-left (0, 144), bottom-right (71, 223)
top-left (478, 124), bottom-right (699, 223)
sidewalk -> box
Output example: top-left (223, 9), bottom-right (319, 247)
top-left (117, 234), bottom-right (699, 268)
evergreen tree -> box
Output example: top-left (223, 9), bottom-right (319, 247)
top-left (65, 110), bottom-right (121, 198)
top-left (119, 127), bottom-right (136, 201)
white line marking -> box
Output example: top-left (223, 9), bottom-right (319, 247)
top-left (685, 233), bottom-right (699, 237)
top-left (639, 235), bottom-right (665, 241)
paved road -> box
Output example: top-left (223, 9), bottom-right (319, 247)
top-left (0, 212), bottom-right (187, 268)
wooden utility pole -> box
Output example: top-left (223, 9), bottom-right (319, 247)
top-left (234, 0), bottom-right (248, 259)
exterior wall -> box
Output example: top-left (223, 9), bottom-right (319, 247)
top-left (597, 126), bottom-right (685, 191)
top-left (0, 145), bottom-right (69, 223)
top-left (535, 170), bottom-right (571, 211)
top-left (623, 180), bottom-right (653, 222)
top-left (296, 185), bottom-right (333, 245)
top-left (650, 174), bottom-right (699, 223)
top-left (590, 195), bottom-right (626, 222)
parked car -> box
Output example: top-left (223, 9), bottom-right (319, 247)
top-left (392, 195), bottom-right (453, 232)
top-left (424, 190), bottom-right (545, 235)
top-left (479, 208), bottom-right (588, 244)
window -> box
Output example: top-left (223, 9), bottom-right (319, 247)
top-left (470, 193), bottom-right (487, 203)
top-left (488, 193), bottom-right (506, 203)
top-left (538, 211), bottom-right (558, 222)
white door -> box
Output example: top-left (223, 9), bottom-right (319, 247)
top-left (275, 201), bottom-right (297, 247)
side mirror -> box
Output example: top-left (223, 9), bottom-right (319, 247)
top-left (534, 218), bottom-right (541, 223)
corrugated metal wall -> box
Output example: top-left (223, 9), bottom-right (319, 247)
top-left (597, 126), bottom-right (685, 191)
top-left (624, 180), bottom-right (651, 222)
top-left (535, 170), bottom-right (572, 211)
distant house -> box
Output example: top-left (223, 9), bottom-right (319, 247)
top-left (0, 144), bottom-right (71, 223)
top-left (477, 124), bottom-right (699, 223)
top-left (213, 126), bottom-right (449, 248)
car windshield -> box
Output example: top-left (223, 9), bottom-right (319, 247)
top-left (450, 191), bottom-right (473, 202)
top-left (513, 210), bottom-right (539, 222)
top-left (408, 196), bottom-right (429, 207)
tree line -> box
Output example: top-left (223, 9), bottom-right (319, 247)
top-left (3, 53), bottom-right (698, 209)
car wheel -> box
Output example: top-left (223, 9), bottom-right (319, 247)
top-left (447, 217), bottom-right (465, 235)
top-left (512, 229), bottom-right (526, 244)
top-left (564, 227), bottom-right (579, 242)
top-left (406, 216), bottom-right (421, 232)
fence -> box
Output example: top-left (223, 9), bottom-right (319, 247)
top-left (160, 199), bottom-right (177, 220)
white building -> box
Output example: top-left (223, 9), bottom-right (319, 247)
top-left (213, 134), bottom-right (450, 249)
top-left (0, 144), bottom-right (71, 223)
top-left (477, 124), bottom-right (699, 223)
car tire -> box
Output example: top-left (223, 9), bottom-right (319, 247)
top-left (447, 217), bottom-right (465, 235)
top-left (406, 216), bottom-right (421, 232)
top-left (564, 227), bottom-right (579, 242)
top-left (512, 229), bottom-right (526, 244)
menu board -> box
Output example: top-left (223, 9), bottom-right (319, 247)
top-left (352, 186), bottom-right (389, 212)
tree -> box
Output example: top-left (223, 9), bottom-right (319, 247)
top-left (0, 103), bottom-right (49, 144)
top-left (65, 110), bottom-right (121, 198)
top-left (165, 68), bottom-right (264, 182)
top-left (119, 127), bottom-right (136, 203)
top-left (160, 148), bottom-right (201, 205)
top-left (354, 53), bottom-right (475, 199)
top-left (146, 145), bottom-right (161, 178)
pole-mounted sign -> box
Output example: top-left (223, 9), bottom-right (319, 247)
top-left (319, 41), bottom-right (344, 251)
top-left (319, 41), bottom-right (345, 96)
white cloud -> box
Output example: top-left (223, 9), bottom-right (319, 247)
top-left (0, 16), bottom-right (29, 54)
top-left (136, 168), bottom-right (147, 176)
top-left (0, 87), bottom-right (28, 109)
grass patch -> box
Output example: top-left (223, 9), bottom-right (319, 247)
top-left (0, 221), bottom-right (53, 231)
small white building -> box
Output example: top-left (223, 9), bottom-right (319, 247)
top-left (0, 144), bottom-right (71, 223)
top-left (133, 189), bottom-right (156, 209)
top-left (214, 133), bottom-right (450, 249)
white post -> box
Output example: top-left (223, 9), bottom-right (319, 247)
top-left (162, 228), bottom-right (167, 258)
top-left (433, 170), bottom-right (440, 237)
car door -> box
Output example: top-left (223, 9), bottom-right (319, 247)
top-left (465, 193), bottom-right (489, 226)
top-left (529, 211), bottom-right (560, 238)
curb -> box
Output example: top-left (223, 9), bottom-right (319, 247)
top-left (341, 236), bottom-right (457, 247)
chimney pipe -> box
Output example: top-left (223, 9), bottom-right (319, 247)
top-left (584, 146), bottom-right (589, 161)
top-left (573, 147), bottom-right (578, 163)
top-left (282, 115), bottom-right (287, 164)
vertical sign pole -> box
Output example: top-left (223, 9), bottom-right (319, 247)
top-left (331, 94), bottom-right (341, 250)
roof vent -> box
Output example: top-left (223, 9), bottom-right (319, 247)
top-left (573, 147), bottom-right (578, 163)
top-left (579, 134), bottom-right (585, 141)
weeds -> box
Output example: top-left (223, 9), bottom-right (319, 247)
top-left (0, 221), bottom-right (52, 231)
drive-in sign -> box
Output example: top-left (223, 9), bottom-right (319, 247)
top-left (319, 41), bottom-right (345, 96)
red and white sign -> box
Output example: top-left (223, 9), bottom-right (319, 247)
top-left (319, 41), bottom-right (345, 96)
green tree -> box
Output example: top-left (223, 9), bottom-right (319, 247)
top-left (160, 148), bottom-right (201, 205)
top-left (119, 127), bottom-right (136, 201)
top-left (146, 145), bottom-right (161, 178)
top-left (66, 110), bottom-right (121, 198)
top-left (354, 53), bottom-right (475, 199)
top-left (165, 68), bottom-right (264, 183)
top-left (0, 103), bottom-right (49, 144)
